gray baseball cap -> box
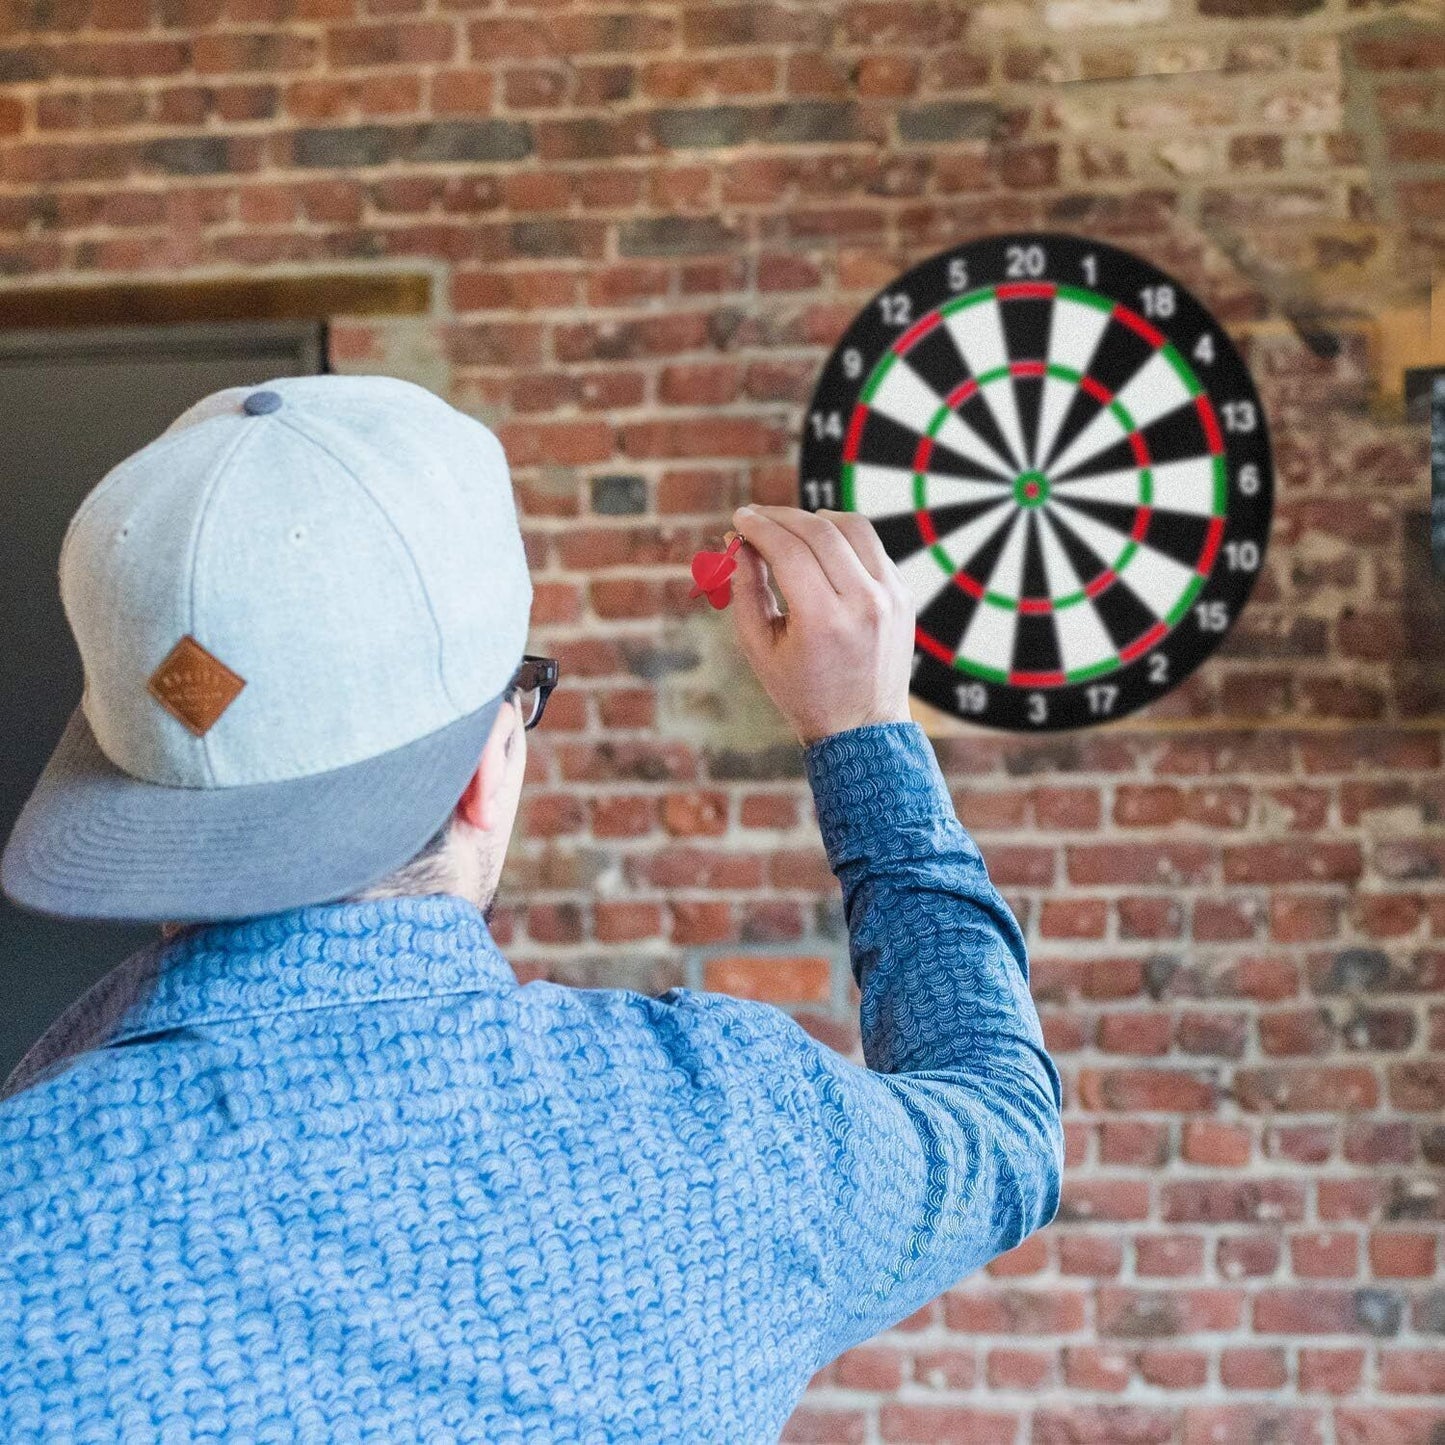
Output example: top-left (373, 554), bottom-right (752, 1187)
top-left (1, 374), bottom-right (532, 924)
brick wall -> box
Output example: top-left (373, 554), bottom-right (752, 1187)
top-left (4, 1), bottom-right (1444, 1440)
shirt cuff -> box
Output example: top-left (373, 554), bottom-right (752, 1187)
top-left (803, 721), bottom-right (962, 870)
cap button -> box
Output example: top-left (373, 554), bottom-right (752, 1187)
top-left (242, 389), bottom-right (283, 416)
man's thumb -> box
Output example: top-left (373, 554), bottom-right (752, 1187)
top-left (729, 542), bottom-right (781, 661)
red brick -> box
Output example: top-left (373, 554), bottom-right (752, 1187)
top-left (1182, 1121), bottom-right (1252, 1167)
top-left (1291, 1231), bottom-right (1359, 1279)
top-left (1224, 843), bottom-right (1363, 885)
top-left (1254, 1289), bottom-right (1383, 1336)
top-left (1076, 1068), bottom-right (1219, 1113)
top-left (1098, 1013), bottom-right (1171, 1056)
top-left (593, 902), bottom-right (662, 943)
top-left (1181, 1408), bottom-right (1324, 1445)
top-left (1377, 1349), bottom-right (1445, 1395)
top-left (986, 1346), bottom-right (1051, 1389)
top-left (780, 1407), bottom-right (866, 1444)
top-left (1234, 1066), bottom-right (1379, 1113)
top-left (1039, 898), bottom-right (1108, 939)
top-left (589, 797), bottom-right (657, 839)
top-left (662, 790), bottom-right (728, 838)
top-left (1139, 1347), bottom-right (1207, 1390)
top-left (1217, 1234), bottom-right (1282, 1279)
top-left (911, 1349), bottom-right (976, 1390)
top-left (1220, 1346), bottom-right (1288, 1390)
top-left (1067, 843), bottom-right (1215, 887)
top-left (1297, 1347), bottom-right (1364, 1394)
top-left (739, 793), bottom-right (799, 830)
top-left (1096, 1287), bottom-right (1244, 1338)
top-left (1062, 1345), bottom-right (1131, 1392)
top-left (1099, 1121), bottom-right (1169, 1167)
top-left (1057, 1234), bottom-right (1124, 1278)
top-left (703, 954), bottom-right (830, 1004)
top-left (943, 1287), bottom-right (1088, 1334)
top-left (877, 1405), bottom-right (1019, 1445)
top-left (985, 1232), bottom-right (1049, 1277)
top-left (831, 1344), bottom-right (905, 1391)
top-left (1161, 1179), bottom-right (1306, 1224)
top-left (1369, 1233), bottom-right (1437, 1278)
top-left (668, 901), bottom-right (733, 945)
top-left (1135, 1234), bottom-right (1205, 1279)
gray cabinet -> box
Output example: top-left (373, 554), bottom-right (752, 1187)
top-left (0, 320), bottom-right (326, 1081)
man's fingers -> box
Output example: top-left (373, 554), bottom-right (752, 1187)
top-left (729, 507), bottom-right (833, 616)
top-left (817, 509), bottom-right (896, 586)
top-left (728, 539), bottom-right (784, 661)
top-left (740, 505), bottom-right (877, 597)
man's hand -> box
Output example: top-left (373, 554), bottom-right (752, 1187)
top-left (727, 504), bottom-right (915, 745)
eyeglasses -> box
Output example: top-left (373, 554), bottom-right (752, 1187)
top-left (506, 654), bottom-right (559, 730)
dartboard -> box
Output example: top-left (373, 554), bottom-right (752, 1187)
top-left (799, 232), bottom-right (1273, 732)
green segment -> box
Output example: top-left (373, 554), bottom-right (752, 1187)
top-left (940, 288), bottom-right (995, 318)
top-left (952, 656), bottom-right (1008, 683)
top-left (1166, 573), bottom-right (1205, 626)
top-left (859, 351), bottom-right (895, 404)
top-left (1162, 342), bottom-right (1203, 398)
top-left (841, 460), bottom-right (855, 510)
top-left (1212, 454), bottom-right (1228, 515)
top-left (1056, 284), bottom-right (1113, 312)
top-left (1065, 657), bottom-right (1121, 683)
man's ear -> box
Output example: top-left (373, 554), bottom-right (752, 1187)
top-left (454, 704), bottom-right (512, 833)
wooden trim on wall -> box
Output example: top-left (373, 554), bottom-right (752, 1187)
top-left (0, 271), bottom-right (432, 331)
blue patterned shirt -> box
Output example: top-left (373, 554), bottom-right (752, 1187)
top-left (0, 721), bottom-right (1062, 1443)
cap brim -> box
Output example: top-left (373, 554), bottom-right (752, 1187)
top-left (1, 693), bottom-right (506, 925)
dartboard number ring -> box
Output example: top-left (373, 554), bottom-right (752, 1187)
top-left (799, 232), bottom-right (1273, 732)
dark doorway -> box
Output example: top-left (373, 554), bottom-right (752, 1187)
top-left (0, 320), bottom-right (327, 1083)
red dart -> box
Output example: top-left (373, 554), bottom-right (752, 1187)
top-left (688, 531), bottom-right (743, 609)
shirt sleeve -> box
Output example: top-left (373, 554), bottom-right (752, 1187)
top-left (788, 719), bottom-right (1063, 1362)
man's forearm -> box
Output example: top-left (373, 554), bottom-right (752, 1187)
top-left (804, 719), bottom-right (1062, 1125)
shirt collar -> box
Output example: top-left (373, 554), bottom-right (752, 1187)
top-left (105, 893), bottom-right (516, 1046)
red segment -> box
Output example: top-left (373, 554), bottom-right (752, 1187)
top-left (916, 509), bottom-right (937, 545)
top-left (1085, 569), bottom-right (1117, 598)
top-left (915, 626), bottom-right (953, 664)
top-left (842, 403), bottom-right (867, 463)
top-left (1011, 669), bottom-right (1066, 687)
top-left (1197, 515), bottom-right (1225, 574)
top-left (1195, 394), bottom-right (1224, 455)
top-left (1010, 360), bottom-right (1046, 378)
top-left (1120, 621), bottom-right (1169, 663)
top-left (1128, 430), bottom-right (1151, 468)
top-left (1080, 375), bottom-right (1113, 406)
top-left (1112, 303), bottom-right (1165, 349)
top-left (953, 570), bottom-right (984, 599)
top-left (1131, 507), bottom-right (1152, 542)
top-left (893, 312), bottom-right (942, 355)
top-left (912, 435), bottom-right (934, 472)
top-left (996, 282), bottom-right (1056, 301)
top-left (1019, 597), bottom-right (1052, 615)
top-left (946, 378), bottom-right (979, 407)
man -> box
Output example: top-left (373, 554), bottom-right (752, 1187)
top-left (0, 374), bottom-right (1062, 1442)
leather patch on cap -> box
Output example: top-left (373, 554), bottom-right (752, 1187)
top-left (147, 635), bottom-right (246, 737)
